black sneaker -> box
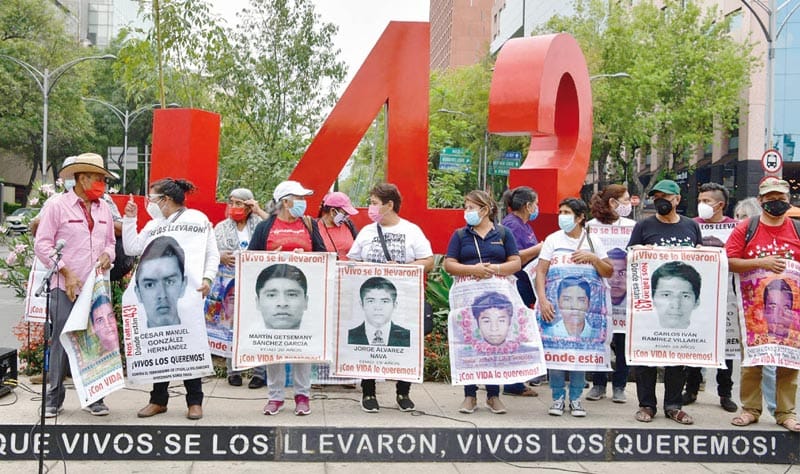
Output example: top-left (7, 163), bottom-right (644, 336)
top-left (720, 397), bottom-right (738, 413)
top-left (361, 395), bottom-right (379, 413)
top-left (248, 376), bottom-right (265, 389)
top-left (396, 394), bottom-right (415, 412)
top-left (682, 391), bottom-right (697, 405)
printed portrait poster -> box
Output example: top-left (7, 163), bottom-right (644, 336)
top-left (589, 223), bottom-right (634, 333)
top-left (232, 251), bottom-right (336, 369)
top-left (121, 223), bottom-right (215, 385)
top-left (448, 276), bottom-right (546, 385)
top-left (698, 221), bottom-right (742, 358)
top-left (535, 260), bottom-right (611, 372)
top-left (204, 264), bottom-right (235, 357)
top-left (738, 260), bottom-right (800, 369)
top-left (61, 271), bottom-right (124, 408)
top-left (23, 257), bottom-right (48, 323)
top-left (333, 263), bottom-right (424, 384)
top-left (626, 246), bottom-right (727, 368)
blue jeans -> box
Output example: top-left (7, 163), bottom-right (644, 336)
top-left (549, 370), bottom-right (585, 401)
top-left (465, 384), bottom-right (499, 398)
top-left (592, 333), bottom-right (628, 389)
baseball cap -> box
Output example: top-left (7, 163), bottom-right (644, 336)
top-left (758, 177), bottom-right (790, 196)
top-left (322, 191), bottom-right (358, 215)
top-left (273, 180), bottom-right (313, 202)
top-left (229, 188), bottom-right (254, 201)
top-left (648, 179), bottom-right (680, 196)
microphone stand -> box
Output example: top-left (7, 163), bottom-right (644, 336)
top-left (36, 248), bottom-right (64, 474)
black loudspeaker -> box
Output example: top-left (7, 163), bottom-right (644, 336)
top-left (0, 347), bottom-right (17, 397)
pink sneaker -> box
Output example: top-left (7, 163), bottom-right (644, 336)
top-left (263, 400), bottom-right (284, 415)
top-left (294, 395), bottom-right (311, 416)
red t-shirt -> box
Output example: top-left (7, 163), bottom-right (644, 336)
top-left (725, 218), bottom-right (800, 261)
top-left (266, 218), bottom-right (312, 251)
top-left (319, 222), bottom-right (355, 260)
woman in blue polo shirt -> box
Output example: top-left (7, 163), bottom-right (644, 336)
top-left (444, 190), bottom-right (521, 414)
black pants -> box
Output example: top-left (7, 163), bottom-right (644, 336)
top-left (684, 359), bottom-right (734, 398)
top-left (361, 379), bottom-right (410, 397)
top-left (150, 378), bottom-right (203, 406)
top-left (635, 365), bottom-right (685, 414)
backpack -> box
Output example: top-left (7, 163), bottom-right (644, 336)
top-left (743, 216), bottom-right (800, 245)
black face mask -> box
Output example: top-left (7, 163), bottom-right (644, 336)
top-left (654, 198), bottom-right (673, 216)
top-left (762, 200), bottom-right (791, 217)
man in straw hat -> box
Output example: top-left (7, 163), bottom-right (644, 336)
top-left (33, 153), bottom-right (119, 418)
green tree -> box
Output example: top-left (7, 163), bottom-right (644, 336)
top-left (0, 0), bottom-right (98, 196)
top-left (541, 0), bottom-right (758, 196)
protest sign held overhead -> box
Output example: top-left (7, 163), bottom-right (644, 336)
top-left (626, 246), bottom-right (727, 368)
top-left (334, 262), bottom-right (424, 384)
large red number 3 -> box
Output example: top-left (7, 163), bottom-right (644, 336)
top-left (130, 24), bottom-right (591, 251)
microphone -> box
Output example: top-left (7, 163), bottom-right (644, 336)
top-left (54, 239), bottom-right (66, 255)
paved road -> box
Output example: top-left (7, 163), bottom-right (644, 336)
top-left (0, 244), bottom-right (24, 350)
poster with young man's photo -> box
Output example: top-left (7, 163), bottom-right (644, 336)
top-left (204, 265), bottom-right (235, 357)
top-left (738, 260), bottom-right (800, 369)
top-left (121, 227), bottom-right (214, 384)
top-left (588, 223), bottom-right (634, 333)
top-left (698, 221), bottom-right (742, 358)
top-left (61, 271), bottom-right (124, 408)
top-left (625, 246), bottom-right (727, 368)
top-left (333, 262), bottom-right (424, 384)
top-left (448, 276), bottom-right (546, 385)
top-left (232, 251), bottom-right (336, 369)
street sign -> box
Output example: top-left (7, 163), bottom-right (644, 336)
top-left (761, 149), bottom-right (783, 175)
top-left (630, 195), bottom-right (640, 206)
top-left (489, 151), bottom-right (522, 176)
top-left (438, 147), bottom-right (472, 172)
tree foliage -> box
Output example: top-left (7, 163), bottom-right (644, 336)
top-left (540, 0), bottom-right (758, 195)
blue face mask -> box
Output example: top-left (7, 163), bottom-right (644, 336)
top-left (529, 206), bottom-right (539, 221)
top-left (289, 199), bottom-right (307, 218)
top-left (64, 178), bottom-right (76, 191)
top-left (558, 214), bottom-right (577, 233)
top-left (464, 210), bottom-right (481, 226)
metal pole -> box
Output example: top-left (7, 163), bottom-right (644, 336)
top-left (122, 111), bottom-right (130, 191)
top-left (42, 71), bottom-right (49, 182)
top-left (765, 0), bottom-right (776, 159)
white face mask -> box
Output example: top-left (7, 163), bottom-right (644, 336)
top-left (616, 202), bottom-right (632, 217)
top-left (147, 201), bottom-right (164, 220)
top-left (697, 202), bottom-right (715, 220)
top-left (332, 211), bottom-right (347, 226)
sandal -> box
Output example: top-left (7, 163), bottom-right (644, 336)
top-left (665, 409), bottom-right (694, 425)
top-left (635, 407), bottom-right (655, 423)
top-left (780, 418), bottom-right (800, 432)
top-left (731, 411), bottom-right (758, 427)
top-left (503, 387), bottom-right (539, 397)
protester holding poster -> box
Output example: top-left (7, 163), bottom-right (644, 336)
top-left (247, 180), bottom-right (326, 416)
top-left (683, 182), bottom-right (738, 413)
top-left (33, 153), bottom-right (117, 418)
top-left (122, 178), bottom-right (219, 421)
top-left (627, 179), bottom-right (702, 426)
top-left (444, 190), bottom-right (522, 414)
top-left (500, 186), bottom-right (543, 397)
top-left (726, 177), bottom-right (800, 432)
top-left (585, 184), bottom-right (636, 404)
top-left (210, 187), bottom-right (268, 388)
top-left (536, 198), bottom-right (612, 418)
top-left (347, 183), bottom-right (433, 413)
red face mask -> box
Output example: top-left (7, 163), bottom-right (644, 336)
top-left (84, 180), bottom-right (106, 201)
top-left (229, 207), bottom-right (248, 222)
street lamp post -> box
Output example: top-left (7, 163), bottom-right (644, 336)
top-left (82, 98), bottom-right (159, 190)
top-left (0, 54), bottom-right (116, 182)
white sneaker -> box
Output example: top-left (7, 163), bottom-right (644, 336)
top-left (569, 399), bottom-right (587, 417)
top-left (586, 385), bottom-right (606, 401)
top-left (549, 397), bottom-right (565, 416)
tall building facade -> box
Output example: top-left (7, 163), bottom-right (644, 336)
top-left (53, 0), bottom-right (146, 48)
top-left (430, 0), bottom-right (495, 70)
top-left (488, 0), bottom-right (799, 205)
